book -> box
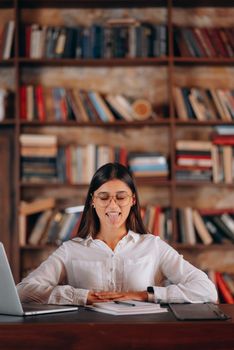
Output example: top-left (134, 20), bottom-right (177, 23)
top-left (220, 213), bottom-right (234, 234)
top-left (105, 94), bottom-right (133, 121)
top-left (88, 91), bottom-right (115, 122)
top-left (28, 209), bottom-right (53, 245)
top-left (222, 146), bottom-right (233, 184)
top-left (0, 89), bottom-right (7, 121)
top-left (202, 216), bottom-right (227, 244)
top-left (176, 140), bottom-right (212, 151)
top-left (87, 300), bottom-right (168, 315)
top-left (183, 207), bottom-right (196, 245)
top-left (2, 20), bottom-right (15, 59)
top-left (20, 134), bottom-right (57, 147)
top-left (212, 216), bottom-right (234, 242)
top-left (215, 271), bottom-right (234, 304)
top-left (192, 209), bottom-right (213, 245)
top-left (20, 197), bottom-right (55, 215)
top-left (222, 273), bottom-right (234, 296)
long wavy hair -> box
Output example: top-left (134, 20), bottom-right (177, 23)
top-left (77, 162), bottom-right (148, 238)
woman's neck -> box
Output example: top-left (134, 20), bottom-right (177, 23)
top-left (96, 227), bottom-right (127, 250)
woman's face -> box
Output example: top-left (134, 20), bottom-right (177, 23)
top-left (92, 179), bottom-right (135, 231)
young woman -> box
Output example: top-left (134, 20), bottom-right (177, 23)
top-left (17, 162), bottom-right (217, 305)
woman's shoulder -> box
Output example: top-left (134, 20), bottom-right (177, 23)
top-left (65, 237), bottom-right (88, 246)
top-left (130, 231), bottom-right (161, 243)
top-left (58, 237), bottom-right (87, 251)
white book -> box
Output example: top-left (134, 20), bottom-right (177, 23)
top-left (65, 205), bottom-right (84, 214)
top-left (20, 134), bottom-right (57, 146)
top-left (176, 140), bottom-right (212, 151)
top-left (3, 20), bottom-right (15, 59)
top-left (105, 94), bottom-right (133, 122)
top-left (183, 207), bottom-right (196, 245)
top-left (0, 89), bottom-right (7, 121)
top-left (192, 210), bottom-right (213, 245)
top-left (220, 213), bottom-right (234, 234)
top-left (88, 300), bottom-right (168, 316)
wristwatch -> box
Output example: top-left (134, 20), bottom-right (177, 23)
top-left (147, 286), bottom-right (155, 303)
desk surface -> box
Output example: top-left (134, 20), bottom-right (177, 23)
top-left (0, 304), bottom-right (233, 350)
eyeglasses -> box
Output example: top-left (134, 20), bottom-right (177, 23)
top-left (92, 191), bottom-right (133, 207)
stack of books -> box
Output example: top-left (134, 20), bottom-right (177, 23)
top-left (20, 134), bottom-right (58, 183)
top-left (211, 126), bottom-right (234, 184)
top-left (128, 152), bottom-right (169, 179)
top-left (175, 140), bottom-right (213, 182)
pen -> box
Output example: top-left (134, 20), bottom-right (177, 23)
top-left (114, 301), bottom-right (136, 307)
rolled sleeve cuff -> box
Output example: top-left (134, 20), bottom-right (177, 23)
top-left (48, 286), bottom-right (90, 306)
top-left (73, 289), bottom-right (89, 306)
top-left (153, 286), bottom-right (168, 303)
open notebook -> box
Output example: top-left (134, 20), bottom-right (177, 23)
top-left (0, 242), bottom-right (78, 316)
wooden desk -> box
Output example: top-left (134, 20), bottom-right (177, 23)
top-left (0, 305), bottom-right (233, 350)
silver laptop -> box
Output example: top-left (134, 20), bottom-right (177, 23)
top-left (0, 242), bottom-right (78, 316)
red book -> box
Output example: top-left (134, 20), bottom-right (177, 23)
top-left (219, 29), bottom-right (234, 57)
top-left (175, 165), bottom-right (212, 171)
top-left (215, 271), bottom-right (234, 304)
top-left (35, 85), bottom-right (46, 122)
top-left (176, 154), bottom-right (211, 160)
top-left (193, 28), bottom-right (210, 57)
top-left (211, 135), bottom-right (234, 145)
top-left (140, 207), bottom-right (146, 220)
top-left (199, 28), bottom-right (218, 57)
top-left (20, 86), bottom-right (27, 120)
top-left (25, 25), bottom-right (31, 57)
top-left (225, 28), bottom-right (234, 53)
top-left (153, 206), bottom-right (161, 236)
top-left (199, 208), bottom-right (234, 216)
top-left (70, 215), bottom-right (82, 239)
top-left (119, 147), bottom-right (128, 167)
top-left (60, 94), bottom-right (68, 121)
top-left (205, 28), bottom-right (224, 57)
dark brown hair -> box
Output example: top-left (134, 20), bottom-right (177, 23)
top-left (77, 162), bottom-right (148, 238)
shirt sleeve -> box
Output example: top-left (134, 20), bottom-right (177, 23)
top-left (16, 244), bottom-right (89, 306)
top-left (153, 238), bottom-right (218, 304)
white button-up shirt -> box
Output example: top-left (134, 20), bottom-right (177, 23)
top-left (17, 231), bottom-right (217, 305)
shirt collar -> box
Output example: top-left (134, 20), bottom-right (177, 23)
top-left (73, 230), bottom-right (140, 246)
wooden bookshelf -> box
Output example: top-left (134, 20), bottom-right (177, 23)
top-left (0, 0), bottom-right (234, 283)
